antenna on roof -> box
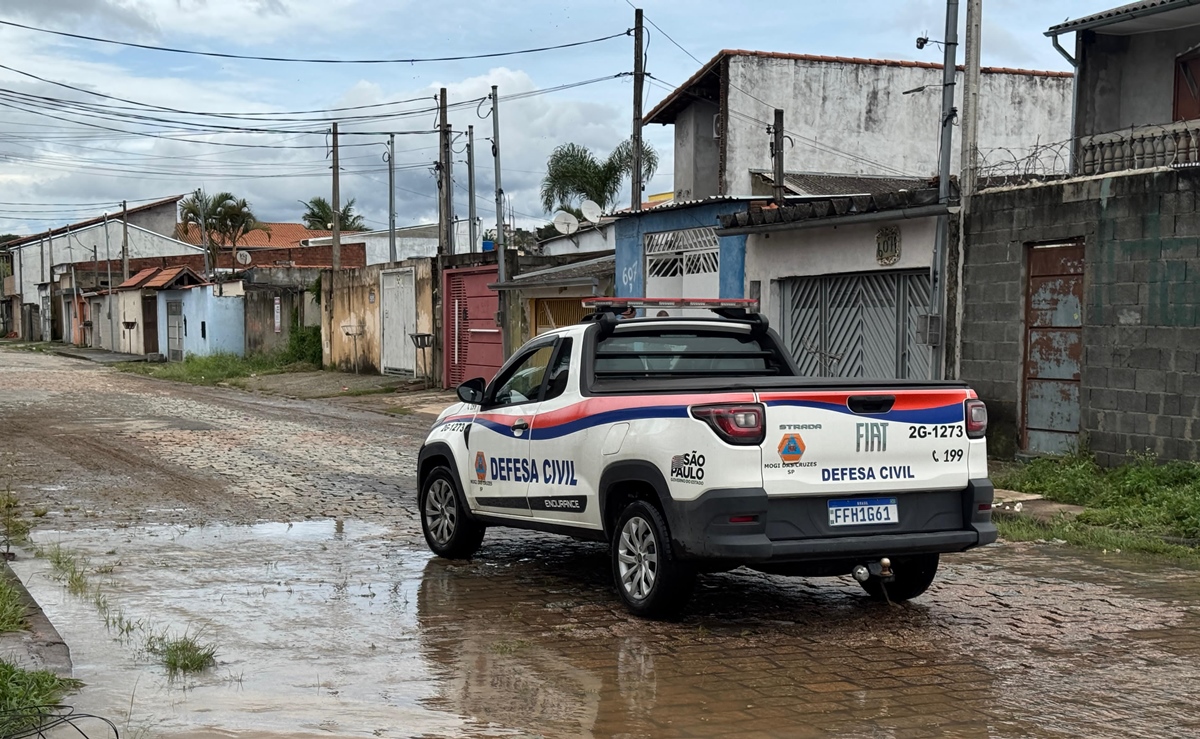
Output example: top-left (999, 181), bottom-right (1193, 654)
top-left (552, 211), bottom-right (580, 236)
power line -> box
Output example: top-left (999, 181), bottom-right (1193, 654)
top-left (0, 19), bottom-right (630, 64)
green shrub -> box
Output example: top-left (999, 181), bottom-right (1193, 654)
top-left (281, 324), bottom-right (322, 366)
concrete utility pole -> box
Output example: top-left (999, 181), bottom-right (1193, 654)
top-left (630, 7), bottom-right (645, 212)
top-left (771, 109), bottom-right (786, 205)
top-left (387, 133), bottom-right (397, 263)
top-left (47, 230), bottom-right (54, 341)
top-left (960, 0), bottom-right (983, 205)
top-left (438, 88), bottom-right (454, 256)
top-left (467, 125), bottom-right (478, 254)
top-left (121, 199), bottom-right (129, 281)
top-left (490, 85), bottom-right (509, 359)
top-left (103, 213), bottom-right (114, 351)
top-left (331, 121), bottom-right (342, 270)
top-left (197, 189), bottom-right (211, 278)
top-left (929, 0), bottom-right (960, 380)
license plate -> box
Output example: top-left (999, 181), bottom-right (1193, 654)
top-left (828, 497), bottom-right (899, 527)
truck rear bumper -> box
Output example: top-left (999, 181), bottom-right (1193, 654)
top-left (665, 479), bottom-right (997, 563)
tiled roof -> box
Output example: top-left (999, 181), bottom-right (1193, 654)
top-left (117, 267), bottom-right (160, 290)
top-left (3, 195), bottom-right (185, 249)
top-left (752, 171), bottom-right (931, 197)
top-left (142, 266), bottom-right (204, 290)
top-left (175, 222), bottom-right (335, 248)
top-left (646, 50), bottom-right (1072, 125)
top-left (1046, 0), bottom-right (1196, 35)
top-left (717, 188), bottom-right (943, 231)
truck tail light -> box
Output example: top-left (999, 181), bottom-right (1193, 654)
top-left (691, 404), bottom-right (765, 446)
top-left (965, 399), bottom-right (988, 439)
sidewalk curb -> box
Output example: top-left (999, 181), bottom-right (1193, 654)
top-left (1, 559), bottom-right (72, 678)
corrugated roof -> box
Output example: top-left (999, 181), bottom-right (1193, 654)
top-left (1046, 0), bottom-right (1200, 35)
top-left (513, 254), bottom-right (615, 282)
top-left (752, 171), bottom-right (931, 197)
top-left (717, 188), bottom-right (943, 231)
top-left (175, 222), bottom-right (336, 248)
top-left (3, 195), bottom-right (185, 249)
top-left (646, 50), bottom-right (1072, 125)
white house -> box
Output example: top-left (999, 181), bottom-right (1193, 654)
top-left (305, 219), bottom-right (480, 266)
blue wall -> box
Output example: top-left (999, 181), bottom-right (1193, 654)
top-left (158, 286), bottom-right (246, 359)
top-left (614, 201), bottom-right (749, 299)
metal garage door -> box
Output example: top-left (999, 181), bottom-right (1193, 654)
top-left (645, 227), bottom-right (719, 317)
top-left (442, 265), bottom-right (503, 388)
top-left (780, 271), bottom-right (931, 379)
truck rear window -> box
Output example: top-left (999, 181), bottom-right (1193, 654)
top-left (594, 331), bottom-right (786, 377)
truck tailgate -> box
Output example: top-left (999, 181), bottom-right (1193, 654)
top-left (758, 389), bottom-right (973, 497)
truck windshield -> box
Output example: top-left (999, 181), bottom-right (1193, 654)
top-left (594, 330), bottom-right (785, 378)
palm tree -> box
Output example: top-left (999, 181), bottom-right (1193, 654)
top-left (219, 198), bottom-right (271, 248)
top-left (300, 196), bottom-right (366, 231)
top-left (539, 138), bottom-right (658, 214)
top-left (177, 190), bottom-right (269, 270)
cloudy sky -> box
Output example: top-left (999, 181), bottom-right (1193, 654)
top-left (0, 0), bottom-right (1101, 236)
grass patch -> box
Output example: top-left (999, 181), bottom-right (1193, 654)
top-left (0, 661), bottom-right (83, 735)
top-left (383, 406), bottom-right (414, 416)
top-left (146, 630), bottom-right (217, 674)
top-left (46, 544), bottom-right (90, 596)
top-left (117, 353), bottom-right (316, 386)
top-left (0, 578), bottom-right (27, 633)
top-left (994, 451), bottom-right (1200, 541)
top-left (489, 638), bottom-right (529, 655)
top-left (996, 515), bottom-right (1200, 566)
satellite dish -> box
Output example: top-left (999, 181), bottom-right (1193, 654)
top-left (235, 250), bottom-right (252, 266)
top-left (552, 211), bottom-right (580, 236)
top-left (580, 200), bottom-right (603, 224)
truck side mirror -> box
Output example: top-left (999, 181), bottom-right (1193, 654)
top-left (457, 377), bottom-right (486, 405)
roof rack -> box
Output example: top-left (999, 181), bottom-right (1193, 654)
top-left (581, 298), bottom-right (768, 335)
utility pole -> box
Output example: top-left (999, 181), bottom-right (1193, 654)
top-left (467, 125), bottom-right (478, 253)
top-left (103, 213), bottom-right (114, 351)
top-left (438, 88), bottom-right (453, 256)
top-left (197, 189), bottom-right (211, 278)
top-left (490, 85), bottom-right (510, 359)
top-left (387, 133), bottom-right (397, 263)
top-left (630, 7), bottom-right (645, 212)
top-left (771, 109), bottom-right (786, 205)
top-left (121, 199), bottom-right (129, 281)
top-left (929, 0), bottom-right (959, 380)
top-left (331, 121), bottom-right (342, 270)
top-left (960, 0), bottom-right (983, 205)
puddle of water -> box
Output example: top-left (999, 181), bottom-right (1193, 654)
top-left (15, 521), bottom-right (497, 739)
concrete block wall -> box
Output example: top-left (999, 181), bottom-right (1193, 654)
top-left (962, 169), bottom-right (1200, 464)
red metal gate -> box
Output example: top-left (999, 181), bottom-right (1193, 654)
top-left (442, 265), bottom-right (503, 388)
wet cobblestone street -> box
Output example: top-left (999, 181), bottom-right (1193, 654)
top-left (3, 350), bottom-right (1200, 738)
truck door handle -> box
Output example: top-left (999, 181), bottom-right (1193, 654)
top-left (847, 395), bottom-right (895, 414)
top-left (511, 418), bottom-right (529, 431)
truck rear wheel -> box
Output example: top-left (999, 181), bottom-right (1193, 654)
top-left (612, 500), bottom-right (695, 619)
top-left (420, 467), bottom-right (485, 559)
top-left (860, 554), bottom-right (939, 602)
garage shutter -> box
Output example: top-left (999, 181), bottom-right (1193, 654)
top-left (533, 298), bottom-right (590, 335)
top-left (780, 271), bottom-right (931, 379)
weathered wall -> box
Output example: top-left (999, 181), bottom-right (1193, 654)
top-left (541, 225), bottom-right (613, 257)
top-left (1078, 27), bottom-right (1200, 137)
top-left (321, 259), bottom-right (435, 374)
top-left (745, 217), bottom-right (936, 324)
top-left (674, 99), bottom-right (721, 201)
top-left (306, 220), bottom-right (473, 264)
top-left (157, 286), bottom-right (245, 359)
top-left (962, 168), bottom-right (1200, 463)
top-left (614, 201), bottom-right (749, 299)
top-left (722, 56), bottom-right (1072, 195)
top-left (127, 200), bottom-right (179, 238)
top-left (245, 287), bottom-right (299, 356)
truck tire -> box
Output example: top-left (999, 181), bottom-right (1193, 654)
top-left (420, 466), bottom-right (485, 559)
top-left (612, 500), bottom-right (695, 619)
top-left (860, 554), bottom-right (939, 602)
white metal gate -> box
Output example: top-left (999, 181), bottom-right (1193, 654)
top-left (645, 227), bottom-right (719, 317)
top-left (780, 271), bottom-right (931, 379)
top-left (380, 268), bottom-right (417, 375)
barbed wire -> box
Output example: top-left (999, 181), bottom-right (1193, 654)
top-left (974, 137), bottom-right (1073, 189)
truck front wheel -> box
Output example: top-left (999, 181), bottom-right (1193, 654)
top-left (612, 500), bottom-right (695, 619)
top-left (860, 554), bottom-right (939, 602)
top-left (420, 467), bottom-right (485, 559)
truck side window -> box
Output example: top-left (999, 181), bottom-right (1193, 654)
top-left (542, 339), bottom-right (573, 401)
top-left (490, 344), bottom-right (555, 407)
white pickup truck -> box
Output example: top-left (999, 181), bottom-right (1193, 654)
top-left (418, 301), bottom-right (995, 618)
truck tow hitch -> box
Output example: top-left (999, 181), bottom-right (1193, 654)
top-left (852, 557), bottom-right (894, 583)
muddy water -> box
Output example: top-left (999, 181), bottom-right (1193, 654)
top-left (15, 525), bottom-right (1200, 739)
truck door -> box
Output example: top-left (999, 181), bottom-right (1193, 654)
top-left (525, 339), bottom-right (593, 526)
top-left (465, 339), bottom-right (557, 517)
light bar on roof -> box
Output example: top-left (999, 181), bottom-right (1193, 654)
top-left (583, 297), bottom-right (760, 310)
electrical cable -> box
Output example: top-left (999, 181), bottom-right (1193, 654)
top-left (0, 19), bottom-right (630, 65)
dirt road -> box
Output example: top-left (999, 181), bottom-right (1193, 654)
top-left (3, 350), bottom-right (1199, 739)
